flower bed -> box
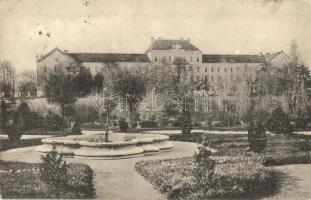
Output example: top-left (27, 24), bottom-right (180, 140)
top-left (169, 133), bottom-right (311, 165)
top-left (0, 160), bottom-right (95, 199)
top-left (135, 156), bottom-right (282, 200)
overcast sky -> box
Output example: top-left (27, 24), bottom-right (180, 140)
top-left (0, 0), bottom-right (311, 73)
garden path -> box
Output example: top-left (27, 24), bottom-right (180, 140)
top-left (263, 164), bottom-right (311, 200)
top-left (0, 141), bottom-right (197, 200)
top-left (1, 140), bottom-right (311, 200)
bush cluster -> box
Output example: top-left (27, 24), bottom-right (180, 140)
top-left (248, 120), bottom-right (266, 153)
top-left (0, 160), bottom-right (95, 199)
top-left (181, 111), bottom-right (192, 134)
top-left (70, 121), bottom-right (82, 135)
top-left (135, 156), bottom-right (281, 200)
top-left (193, 136), bottom-right (215, 193)
top-left (119, 118), bottom-right (129, 132)
top-left (267, 107), bottom-right (293, 135)
top-left (39, 146), bottom-right (68, 196)
top-left (140, 120), bottom-right (158, 128)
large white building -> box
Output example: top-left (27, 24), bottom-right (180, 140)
top-left (37, 37), bottom-right (289, 87)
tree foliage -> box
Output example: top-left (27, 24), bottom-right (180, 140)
top-left (93, 73), bottom-right (104, 94)
top-left (267, 107), bottom-right (293, 135)
top-left (113, 70), bottom-right (146, 129)
top-left (74, 69), bottom-right (93, 97)
top-left (0, 60), bottom-right (15, 98)
top-left (182, 110), bottom-right (192, 134)
top-left (45, 73), bottom-right (78, 120)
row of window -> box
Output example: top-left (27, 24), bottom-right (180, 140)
top-left (42, 66), bottom-right (77, 73)
top-left (154, 55), bottom-right (200, 63)
top-left (197, 66), bottom-right (251, 73)
top-left (194, 75), bottom-right (241, 82)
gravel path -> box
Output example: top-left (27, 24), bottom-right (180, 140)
top-left (263, 164), bottom-right (311, 200)
top-left (1, 140), bottom-right (310, 200)
top-left (0, 141), bottom-right (197, 200)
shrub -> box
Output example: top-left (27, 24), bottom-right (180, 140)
top-left (6, 102), bottom-right (30, 141)
top-left (71, 121), bottom-right (82, 135)
top-left (0, 99), bottom-right (7, 130)
top-left (248, 120), bottom-right (266, 153)
top-left (136, 156), bottom-right (281, 200)
top-left (140, 120), bottom-right (158, 128)
top-left (119, 118), bottom-right (129, 132)
top-left (81, 122), bottom-right (104, 130)
top-left (39, 146), bottom-right (68, 196)
top-left (44, 111), bottom-right (64, 130)
top-left (25, 111), bottom-right (45, 130)
top-left (181, 111), bottom-right (192, 134)
top-left (193, 135), bottom-right (215, 191)
top-left (267, 107), bottom-right (293, 135)
top-left (0, 160), bottom-right (95, 199)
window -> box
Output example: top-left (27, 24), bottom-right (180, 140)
top-left (197, 76), bottom-right (200, 82)
top-left (218, 76), bottom-right (221, 81)
top-left (211, 76), bottom-right (214, 82)
top-left (205, 75), bottom-right (207, 82)
top-left (43, 66), bottom-right (47, 72)
top-left (224, 68), bottom-right (227, 73)
top-left (197, 67), bottom-right (200, 72)
top-left (230, 67), bottom-right (233, 73)
top-left (155, 56), bottom-right (157, 62)
top-left (211, 67), bottom-right (214, 73)
top-left (190, 56), bottom-right (193, 62)
top-left (218, 67), bottom-right (220, 72)
top-left (197, 57), bottom-right (200, 62)
top-left (162, 56), bottom-right (166, 62)
top-left (205, 67), bottom-right (207, 72)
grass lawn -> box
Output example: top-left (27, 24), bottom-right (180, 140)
top-left (170, 132), bottom-right (311, 166)
top-left (0, 160), bottom-right (95, 199)
top-left (136, 156), bottom-right (283, 200)
top-left (135, 132), bottom-right (311, 199)
top-left (0, 138), bottom-right (42, 152)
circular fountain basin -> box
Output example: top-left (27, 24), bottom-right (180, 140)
top-left (36, 133), bottom-right (174, 159)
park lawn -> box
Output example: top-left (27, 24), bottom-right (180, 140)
top-left (0, 160), bottom-right (95, 199)
top-left (0, 138), bottom-right (42, 152)
top-left (136, 156), bottom-right (283, 200)
top-left (170, 132), bottom-right (311, 166)
top-left (135, 132), bottom-right (311, 199)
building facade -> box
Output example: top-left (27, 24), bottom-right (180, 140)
top-left (37, 37), bottom-right (289, 89)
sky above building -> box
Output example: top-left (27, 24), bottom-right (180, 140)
top-left (0, 0), bottom-right (311, 73)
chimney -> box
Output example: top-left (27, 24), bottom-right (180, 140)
top-left (150, 37), bottom-right (154, 43)
top-left (187, 38), bottom-right (190, 42)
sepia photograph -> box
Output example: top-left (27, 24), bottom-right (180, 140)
top-left (0, 0), bottom-right (311, 199)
